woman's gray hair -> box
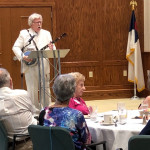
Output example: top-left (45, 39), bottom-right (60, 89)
top-left (52, 74), bottom-right (76, 102)
top-left (28, 13), bottom-right (43, 26)
top-left (0, 68), bottom-right (11, 88)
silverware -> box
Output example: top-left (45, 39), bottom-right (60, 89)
top-left (113, 116), bottom-right (118, 127)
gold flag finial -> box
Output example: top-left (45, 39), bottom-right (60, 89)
top-left (130, 0), bottom-right (137, 10)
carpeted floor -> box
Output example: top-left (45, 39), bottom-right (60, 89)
top-left (85, 98), bottom-right (144, 113)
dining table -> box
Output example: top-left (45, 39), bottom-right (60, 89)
top-left (85, 110), bottom-right (146, 150)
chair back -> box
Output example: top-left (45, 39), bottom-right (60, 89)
top-left (128, 135), bottom-right (150, 150)
top-left (0, 120), bottom-right (8, 150)
top-left (28, 125), bottom-right (75, 150)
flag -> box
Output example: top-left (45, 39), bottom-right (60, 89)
top-left (126, 10), bottom-right (145, 92)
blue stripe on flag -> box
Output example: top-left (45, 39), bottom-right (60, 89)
top-left (129, 10), bottom-right (139, 43)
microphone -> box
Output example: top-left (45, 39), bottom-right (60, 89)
top-left (28, 35), bottom-right (36, 43)
top-left (51, 33), bottom-right (67, 44)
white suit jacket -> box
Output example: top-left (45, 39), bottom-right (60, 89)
top-left (12, 28), bottom-right (56, 73)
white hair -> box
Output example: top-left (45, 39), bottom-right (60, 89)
top-left (28, 13), bottom-right (43, 26)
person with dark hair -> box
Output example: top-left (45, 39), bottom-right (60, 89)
top-left (12, 13), bottom-right (56, 114)
top-left (0, 68), bottom-right (37, 140)
top-left (39, 74), bottom-right (91, 150)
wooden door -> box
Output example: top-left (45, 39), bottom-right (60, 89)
top-left (0, 8), bottom-right (12, 75)
top-left (5, 5), bottom-right (55, 89)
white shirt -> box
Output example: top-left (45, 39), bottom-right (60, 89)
top-left (0, 87), bottom-right (37, 140)
top-left (12, 28), bottom-right (56, 73)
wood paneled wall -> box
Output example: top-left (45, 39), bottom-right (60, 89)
top-left (0, 0), bottom-right (147, 100)
top-left (54, 0), bottom-right (144, 100)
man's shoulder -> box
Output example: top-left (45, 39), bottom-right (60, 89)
top-left (0, 88), bottom-right (29, 101)
top-left (12, 89), bottom-right (29, 98)
top-left (20, 29), bottom-right (29, 35)
top-left (13, 89), bottom-right (28, 95)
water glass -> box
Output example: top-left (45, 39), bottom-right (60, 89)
top-left (141, 103), bottom-right (148, 111)
top-left (89, 105), bottom-right (98, 121)
top-left (118, 109), bottom-right (127, 124)
top-left (90, 113), bottom-right (98, 122)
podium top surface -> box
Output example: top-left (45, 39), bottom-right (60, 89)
top-left (27, 49), bottom-right (70, 59)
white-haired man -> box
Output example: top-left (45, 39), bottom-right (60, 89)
top-left (12, 13), bottom-right (56, 114)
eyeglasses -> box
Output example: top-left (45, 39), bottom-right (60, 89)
top-left (33, 21), bottom-right (42, 24)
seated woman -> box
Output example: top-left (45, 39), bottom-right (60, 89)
top-left (39, 74), bottom-right (91, 150)
top-left (68, 72), bottom-right (91, 115)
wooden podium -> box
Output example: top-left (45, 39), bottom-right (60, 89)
top-left (28, 49), bottom-right (70, 75)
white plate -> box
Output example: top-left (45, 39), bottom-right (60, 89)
top-left (100, 122), bottom-right (114, 126)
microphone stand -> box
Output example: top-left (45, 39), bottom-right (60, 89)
top-left (52, 50), bottom-right (57, 77)
top-left (40, 51), bottom-right (46, 107)
top-left (32, 39), bottom-right (43, 110)
top-left (37, 33), bottom-right (67, 105)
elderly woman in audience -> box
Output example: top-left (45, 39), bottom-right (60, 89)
top-left (39, 74), bottom-right (91, 150)
top-left (68, 72), bottom-right (92, 115)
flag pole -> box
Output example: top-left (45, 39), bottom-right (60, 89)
top-left (130, 0), bottom-right (140, 100)
top-left (131, 82), bottom-right (139, 100)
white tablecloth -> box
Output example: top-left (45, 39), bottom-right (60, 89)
top-left (86, 110), bottom-right (145, 150)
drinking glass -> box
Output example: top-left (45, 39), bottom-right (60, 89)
top-left (89, 105), bottom-right (98, 121)
top-left (117, 102), bottom-right (127, 124)
top-left (118, 109), bottom-right (127, 124)
top-left (141, 103), bottom-right (148, 111)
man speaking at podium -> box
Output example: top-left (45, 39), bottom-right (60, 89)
top-left (12, 13), bottom-right (56, 115)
